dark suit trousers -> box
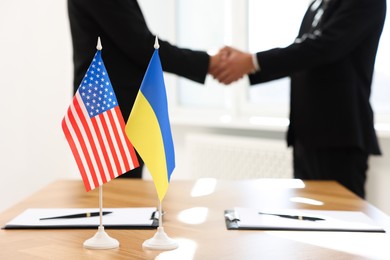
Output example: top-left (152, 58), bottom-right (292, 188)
top-left (117, 152), bottom-right (144, 179)
top-left (293, 141), bottom-right (368, 198)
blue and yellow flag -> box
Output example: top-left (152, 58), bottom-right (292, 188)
top-left (125, 44), bottom-right (175, 201)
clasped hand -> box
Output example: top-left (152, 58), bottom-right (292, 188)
top-left (208, 46), bottom-right (255, 85)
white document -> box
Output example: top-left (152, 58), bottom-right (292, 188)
top-left (226, 207), bottom-right (385, 232)
top-left (3, 207), bottom-right (157, 229)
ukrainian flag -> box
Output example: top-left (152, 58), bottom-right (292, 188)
top-left (125, 45), bottom-right (175, 201)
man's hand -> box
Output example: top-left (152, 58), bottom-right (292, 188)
top-left (209, 46), bottom-right (255, 85)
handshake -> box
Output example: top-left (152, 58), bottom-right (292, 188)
top-left (208, 46), bottom-right (256, 85)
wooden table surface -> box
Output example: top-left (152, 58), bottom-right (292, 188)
top-left (1, 178), bottom-right (390, 259)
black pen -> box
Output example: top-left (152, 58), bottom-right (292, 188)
top-left (258, 212), bottom-right (325, 221)
top-left (40, 211), bottom-right (112, 220)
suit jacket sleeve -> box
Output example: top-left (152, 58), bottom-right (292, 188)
top-left (249, 0), bottom-right (386, 84)
top-left (69, 0), bottom-right (209, 84)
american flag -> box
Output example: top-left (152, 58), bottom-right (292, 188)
top-left (62, 50), bottom-right (139, 191)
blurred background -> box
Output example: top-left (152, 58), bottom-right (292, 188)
top-left (1, 0), bottom-right (389, 214)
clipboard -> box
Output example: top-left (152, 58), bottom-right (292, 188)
top-left (2, 207), bottom-right (159, 229)
top-left (224, 208), bottom-right (385, 233)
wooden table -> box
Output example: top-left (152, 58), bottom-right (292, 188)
top-left (1, 178), bottom-right (390, 259)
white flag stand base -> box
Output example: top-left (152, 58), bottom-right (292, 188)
top-left (142, 227), bottom-right (178, 250)
top-left (83, 226), bottom-right (119, 249)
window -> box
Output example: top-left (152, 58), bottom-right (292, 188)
top-left (246, 0), bottom-right (311, 118)
top-left (372, 13), bottom-right (390, 125)
top-left (176, 0), bottom-right (228, 109)
top-left (142, 0), bottom-right (390, 129)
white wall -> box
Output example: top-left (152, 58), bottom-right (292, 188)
top-left (0, 0), bottom-right (175, 214)
top-left (1, 0), bottom-right (389, 217)
top-left (0, 0), bottom-right (77, 212)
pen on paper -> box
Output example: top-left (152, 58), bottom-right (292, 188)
top-left (258, 212), bottom-right (325, 221)
top-left (39, 211), bottom-right (112, 220)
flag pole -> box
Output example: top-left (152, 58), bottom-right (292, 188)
top-left (158, 199), bottom-right (163, 228)
top-left (143, 150), bottom-right (178, 249)
top-left (99, 186), bottom-right (103, 228)
top-left (83, 185), bottom-right (119, 249)
top-left (82, 36), bottom-right (120, 251)
top-left (142, 197), bottom-right (178, 250)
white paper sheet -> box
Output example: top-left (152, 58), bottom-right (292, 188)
top-left (3, 207), bottom-right (157, 229)
top-left (228, 207), bottom-right (384, 232)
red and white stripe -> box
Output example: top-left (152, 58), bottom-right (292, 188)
top-left (62, 92), bottom-right (138, 191)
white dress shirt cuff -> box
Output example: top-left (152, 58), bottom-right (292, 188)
top-left (251, 54), bottom-right (260, 73)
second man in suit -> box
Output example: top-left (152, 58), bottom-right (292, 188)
top-left (211, 0), bottom-right (386, 198)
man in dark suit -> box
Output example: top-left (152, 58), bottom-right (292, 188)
top-left (211, 0), bottom-right (386, 198)
top-left (68, 0), bottom-right (218, 178)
